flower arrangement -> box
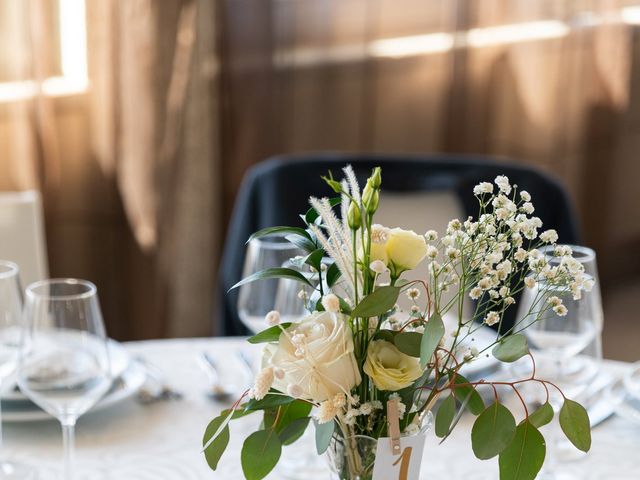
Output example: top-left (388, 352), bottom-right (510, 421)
top-left (203, 166), bottom-right (592, 480)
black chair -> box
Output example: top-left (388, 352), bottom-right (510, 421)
top-left (218, 153), bottom-right (580, 336)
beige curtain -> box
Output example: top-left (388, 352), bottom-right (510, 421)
top-left (0, 0), bottom-right (221, 339)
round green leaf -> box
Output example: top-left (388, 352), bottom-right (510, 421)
top-left (499, 420), bottom-right (546, 480)
top-left (351, 286), bottom-right (400, 318)
top-left (472, 402), bottom-right (516, 459)
top-left (314, 419), bottom-right (335, 454)
top-left (559, 398), bottom-right (591, 452)
top-left (264, 400), bottom-right (313, 433)
top-left (202, 415), bottom-right (230, 470)
top-left (435, 394), bottom-right (456, 438)
top-left (492, 334), bottom-right (529, 363)
top-left (420, 313), bottom-right (445, 367)
top-left (394, 332), bottom-right (422, 357)
top-left (241, 429), bottom-right (282, 480)
top-left (279, 417), bottom-right (311, 445)
top-left (449, 373), bottom-right (485, 415)
top-left (528, 402), bottom-right (554, 428)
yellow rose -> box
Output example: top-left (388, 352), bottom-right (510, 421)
top-left (369, 241), bottom-right (389, 265)
top-left (263, 311), bottom-right (361, 402)
top-left (385, 228), bottom-right (428, 271)
top-left (363, 340), bottom-right (423, 391)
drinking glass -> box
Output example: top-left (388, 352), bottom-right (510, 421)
top-left (516, 246), bottom-right (603, 478)
top-left (18, 279), bottom-right (112, 480)
top-left (0, 261), bottom-right (34, 479)
top-left (238, 235), bottom-right (304, 333)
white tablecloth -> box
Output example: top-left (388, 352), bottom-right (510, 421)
top-left (4, 338), bottom-right (639, 479)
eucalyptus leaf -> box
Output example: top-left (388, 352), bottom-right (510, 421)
top-left (326, 262), bottom-right (341, 288)
top-left (248, 226), bottom-right (311, 243)
top-left (279, 417), bottom-right (311, 445)
top-left (230, 267), bottom-right (313, 291)
top-left (202, 414), bottom-right (230, 470)
top-left (499, 420), bottom-right (546, 480)
top-left (435, 394), bottom-right (456, 438)
top-left (472, 402), bottom-right (516, 459)
top-left (314, 419), bottom-right (335, 454)
top-left (492, 334), bottom-right (529, 363)
top-left (202, 408), bottom-right (234, 452)
top-left (394, 332), bottom-right (422, 357)
top-left (528, 402), bottom-right (554, 428)
top-left (245, 393), bottom-right (296, 411)
top-left (351, 286), bottom-right (400, 318)
top-left (264, 400), bottom-right (313, 433)
top-left (420, 313), bottom-right (445, 367)
top-left (373, 329), bottom-right (396, 343)
top-left (247, 323), bottom-right (292, 344)
top-left (241, 429), bottom-right (282, 480)
top-left (438, 390), bottom-right (472, 445)
top-left (224, 407), bottom-right (257, 420)
top-left (559, 398), bottom-right (591, 452)
top-left (449, 373), bottom-right (484, 415)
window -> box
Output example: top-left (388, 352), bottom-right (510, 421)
top-left (0, 0), bottom-right (87, 102)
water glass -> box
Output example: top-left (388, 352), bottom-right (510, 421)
top-left (18, 279), bottom-right (112, 480)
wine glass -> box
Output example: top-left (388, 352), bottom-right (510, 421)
top-left (237, 235), bottom-right (304, 333)
top-left (516, 246), bottom-right (603, 478)
top-left (0, 261), bottom-right (35, 479)
top-left (18, 279), bottom-right (112, 480)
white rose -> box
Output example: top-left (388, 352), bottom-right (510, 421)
top-left (385, 228), bottom-right (429, 271)
top-left (263, 311), bottom-right (361, 403)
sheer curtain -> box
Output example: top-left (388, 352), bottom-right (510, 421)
top-left (220, 0), bottom-right (640, 286)
top-left (0, 0), bottom-right (221, 339)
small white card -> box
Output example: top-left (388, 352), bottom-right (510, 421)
top-left (372, 433), bottom-right (427, 480)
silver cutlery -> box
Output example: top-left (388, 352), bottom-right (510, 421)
top-left (200, 352), bottom-right (237, 402)
top-left (135, 357), bottom-right (183, 404)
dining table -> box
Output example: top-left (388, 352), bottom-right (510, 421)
top-left (3, 337), bottom-right (639, 479)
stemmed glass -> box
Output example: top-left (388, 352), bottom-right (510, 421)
top-left (17, 279), bottom-right (112, 480)
top-left (237, 235), bottom-right (304, 333)
top-left (517, 245), bottom-right (604, 478)
top-left (0, 261), bottom-right (34, 479)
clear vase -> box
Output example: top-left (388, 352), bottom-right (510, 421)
top-left (325, 412), bottom-right (433, 480)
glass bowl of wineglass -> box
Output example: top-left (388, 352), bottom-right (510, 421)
top-left (237, 235), bottom-right (305, 334)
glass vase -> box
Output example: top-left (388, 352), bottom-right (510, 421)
top-left (325, 412), bottom-right (433, 480)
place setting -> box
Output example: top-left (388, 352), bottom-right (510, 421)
top-left (0, 264), bottom-right (178, 479)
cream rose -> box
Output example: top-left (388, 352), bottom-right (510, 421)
top-left (369, 241), bottom-right (389, 265)
top-left (385, 228), bottom-right (428, 271)
top-left (363, 340), bottom-right (423, 391)
top-left (263, 311), bottom-right (361, 403)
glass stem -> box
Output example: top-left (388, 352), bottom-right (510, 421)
top-left (61, 418), bottom-right (77, 480)
top-left (0, 392), bottom-right (4, 465)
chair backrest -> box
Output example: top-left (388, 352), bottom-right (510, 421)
top-left (0, 190), bottom-right (49, 287)
top-left (218, 153), bottom-right (580, 335)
